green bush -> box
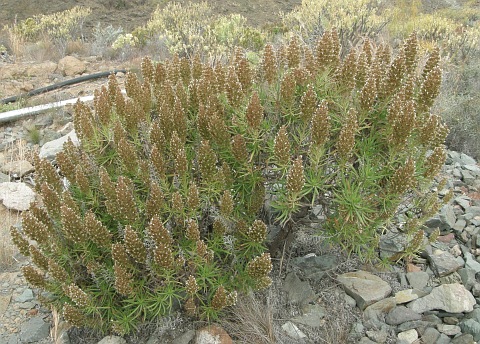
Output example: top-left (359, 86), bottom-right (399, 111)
top-left (132, 2), bottom-right (266, 59)
top-left (12, 32), bottom-right (449, 335)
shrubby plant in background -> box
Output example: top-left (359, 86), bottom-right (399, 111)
top-left (12, 30), bottom-right (450, 334)
top-left (3, 6), bottom-right (91, 57)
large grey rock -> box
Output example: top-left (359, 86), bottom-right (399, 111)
top-left (0, 182), bottom-right (35, 211)
top-left (39, 130), bottom-right (79, 161)
top-left (427, 249), bottom-right (463, 277)
top-left (337, 270), bottom-right (392, 310)
top-left (97, 336), bottom-right (127, 344)
top-left (379, 232), bottom-right (406, 259)
top-left (385, 306), bottom-right (421, 326)
top-left (283, 272), bottom-right (316, 305)
top-left (407, 283), bottom-right (475, 313)
top-left (20, 317), bottom-right (50, 343)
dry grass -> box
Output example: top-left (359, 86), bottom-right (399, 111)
top-left (221, 292), bottom-right (277, 344)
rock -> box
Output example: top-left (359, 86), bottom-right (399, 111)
top-left (365, 329), bottom-right (388, 343)
top-left (0, 172), bottom-right (9, 183)
top-left (454, 219), bottom-right (467, 232)
top-left (0, 160), bottom-right (34, 177)
top-left (437, 323), bottom-right (461, 336)
top-left (283, 272), bottom-right (316, 305)
top-left (0, 182), bottom-right (35, 211)
top-left (14, 288), bottom-right (34, 303)
top-left (20, 317), bottom-right (50, 343)
top-left (281, 321), bottom-right (307, 339)
top-left (439, 205), bottom-right (457, 230)
top-left (385, 306), bottom-right (422, 326)
top-left (195, 325), bottom-right (233, 344)
top-left (460, 319), bottom-right (480, 341)
top-left (363, 297), bottom-right (396, 325)
top-left (459, 268), bottom-right (476, 291)
top-left (97, 336), bottom-right (127, 344)
top-left (463, 252), bottom-right (480, 273)
top-left (57, 56), bottom-right (86, 76)
top-left (39, 130), bottom-right (79, 161)
top-left (456, 196), bottom-right (472, 210)
top-left (358, 338), bottom-right (376, 344)
top-left (427, 249), bottom-right (463, 277)
top-left (408, 283), bottom-right (475, 313)
top-left (397, 329), bottom-right (418, 343)
top-left (291, 304), bottom-right (326, 328)
top-left (395, 289), bottom-right (426, 304)
top-left (379, 232), bottom-right (406, 259)
top-left (171, 330), bottom-right (196, 344)
top-left (290, 254), bottom-right (338, 283)
top-left (462, 170), bottom-right (476, 185)
top-left (337, 270), bottom-right (392, 310)
top-left (466, 308), bottom-right (480, 323)
top-left (466, 206), bottom-right (480, 217)
top-left (420, 327), bottom-right (440, 344)
top-left (406, 271), bottom-right (430, 290)
top-left (451, 333), bottom-right (475, 344)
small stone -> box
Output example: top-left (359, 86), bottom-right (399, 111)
top-left (385, 306), bottom-right (421, 326)
top-left (420, 327), bottom-right (440, 344)
top-left (171, 330), bottom-right (196, 344)
top-left (14, 289), bottom-right (33, 303)
top-left (454, 219), bottom-right (467, 232)
top-left (97, 336), bottom-right (127, 344)
top-left (291, 304), bottom-right (326, 328)
top-left (471, 283), bottom-right (480, 297)
top-left (464, 252), bottom-right (480, 273)
top-left (437, 323), bottom-right (461, 336)
top-left (0, 172), bottom-right (9, 183)
top-left (443, 316), bottom-right (459, 325)
top-left (57, 56), bottom-right (86, 76)
top-left (0, 161), bottom-right (34, 177)
top-left (437, 233), bottom-right (455, 243)
top-left (406, 263), bottom-right (422, 273)
top-left (281, 321), bottom-right (307, 339)
top-left (366, 329), bottom-right (388, 343)
top-left (0, 182), bottom-right (35, 211)
top-left (363, 297), bottom-right (396, 324)
top-left (337, 270), bottom-right (392, 310)
top-left (458, 268), bottom-right (477, 291)
top-left (20, 317), bottom-right (50, 343)
top-left (195, 325), bottom-right (233, 344)
top-left (283, 272), bottom-right (316, 305)
top-left (427, 249), bottom-right (463, 277)
top-left (395, 289), bottom-right (426, 304)
top-left (397, 329), bottom-right (418, 343)
top-left (406, 271), bottom-right (430, 290)
top-left (39, 130), bottom-right (79, 161)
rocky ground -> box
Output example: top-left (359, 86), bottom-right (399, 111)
top-left (1, 57), bottom-right (480, 343)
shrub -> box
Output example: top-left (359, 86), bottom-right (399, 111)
top-left (12, 32), bottom-right (448, 334)
top-left (4, 6), bottom-right (91, 57)
top-left (282, 0), bottom-right (391, 49)
top-left (133, 2), bottom-right (266, 59)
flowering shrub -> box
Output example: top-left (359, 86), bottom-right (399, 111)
top-left (12, 32), bottom-right (448, 334)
